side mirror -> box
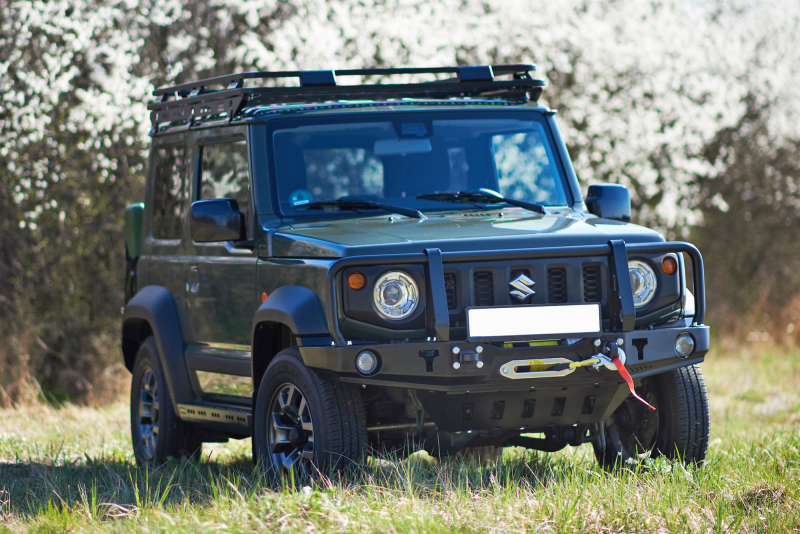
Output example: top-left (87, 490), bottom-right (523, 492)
top-left (191, 198), bottom-right (246, 242)
top-left (585, 184), bottom-right (631, 222)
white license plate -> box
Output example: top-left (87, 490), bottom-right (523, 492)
top-left (467, 303), bottom-right (601, 341)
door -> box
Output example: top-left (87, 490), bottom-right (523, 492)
top-left (185, 134), bottom-right (258, 365)
top-left (137, 137), bottom-right (191, 315)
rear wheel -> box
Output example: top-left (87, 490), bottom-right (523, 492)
top-left (130, 337), bottom-right (202, 467)
top-left (253, 347), bottom-right (367, 475)
top-left (593, 364), bottom-right (710, 468)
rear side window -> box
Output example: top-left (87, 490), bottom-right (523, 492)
top-left (199, 140), bottom-right (251, 231)
top-left (152, 145), bottom-right (188, 239)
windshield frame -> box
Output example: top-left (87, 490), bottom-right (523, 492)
top-left (263, 109), bottom-right (576, 220)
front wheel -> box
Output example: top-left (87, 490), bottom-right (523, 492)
top-left (253, 347), bottom-right (367, 475)
top-left (593, 364), bottom-right (710, 468)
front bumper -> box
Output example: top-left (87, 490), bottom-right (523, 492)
top-left (300, 324), bottom-right (709, 431)
top-left (305, 239), bottom-right (708, 432)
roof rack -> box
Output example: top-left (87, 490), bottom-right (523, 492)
top-left (147, 65), bottom-right (545, 131)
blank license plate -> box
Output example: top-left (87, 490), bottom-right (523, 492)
top-left (467, 303), bottom-right (601, 342)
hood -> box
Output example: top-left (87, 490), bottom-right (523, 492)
top-left (270, 209), bottom-right (664, 258)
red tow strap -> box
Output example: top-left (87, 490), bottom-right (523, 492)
top-left (611, 357), bottom-right (656, 411)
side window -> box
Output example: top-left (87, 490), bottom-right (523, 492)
top-left (152, 145), bottom-right (188, 239)
top-left (200, 140), bottom-right (251, 231)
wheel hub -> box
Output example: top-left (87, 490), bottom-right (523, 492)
top-left (289, 426), bottom-right (308, 449)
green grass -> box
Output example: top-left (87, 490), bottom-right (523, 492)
top-left (1, 348), bottom-right (799, 533)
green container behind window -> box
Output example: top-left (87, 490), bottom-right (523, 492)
top-left (125, 203), bottom-right (145, 260)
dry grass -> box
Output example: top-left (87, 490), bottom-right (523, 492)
top-left (0, 346), bottom-right (798, 533)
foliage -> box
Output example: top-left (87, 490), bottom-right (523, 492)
top-left (2, 0), bottom-right (800, 401)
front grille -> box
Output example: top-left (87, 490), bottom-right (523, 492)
top-left (547, 267), bottom-right (567, 303)
top-left (444, 272), bottom-right (457, 309)
top-left (473, 270), bottom-right (494, 306)
top-left (583, 265), bottom-right (602, 302)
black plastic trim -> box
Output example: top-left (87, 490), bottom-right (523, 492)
top-left (251, 285), bottom-right (329, 338)
top-left (121, 285), bottom-right (194, 406)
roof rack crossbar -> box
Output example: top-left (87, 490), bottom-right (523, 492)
top-left (152, 64), bottom-right (536, 96)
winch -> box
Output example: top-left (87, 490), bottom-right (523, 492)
top-left (498, 338), bottom-right (656, 410)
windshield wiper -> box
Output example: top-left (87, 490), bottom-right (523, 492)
top-left (416, 188), bottom-right (547, 214)
top-left (300, 199), bottom-right (427, 220)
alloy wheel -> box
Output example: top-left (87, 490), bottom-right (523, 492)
top-left (138, 367), bottom-right (160, 460)
top-left (267, 383), bottom-right (315, 471)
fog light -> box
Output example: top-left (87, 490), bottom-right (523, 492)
top-left (356, 351), bottom-right (378, 374)
top-left (675, 333), bottom-right (695, 358)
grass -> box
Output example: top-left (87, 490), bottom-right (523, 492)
top-left (0, 347), bottom-right (799, 533)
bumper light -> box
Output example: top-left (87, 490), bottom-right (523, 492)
top-left (356, 351), bottom-right (378, 374)
top-left (675, 333), bottom-right (695, 358)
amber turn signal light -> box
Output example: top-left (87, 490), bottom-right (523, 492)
top-left (662, 256), bottom-right (677, 276)
top-left (348, 272), bottom-right (366, 290)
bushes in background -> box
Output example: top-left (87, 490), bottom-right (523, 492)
top-left (1, 0), bottom-right (799, 403)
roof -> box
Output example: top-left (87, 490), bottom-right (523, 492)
top-left (147, 65), bottom-right (546, 134)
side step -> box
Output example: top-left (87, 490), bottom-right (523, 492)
top-left (177, 403), bottom-right (251, 433)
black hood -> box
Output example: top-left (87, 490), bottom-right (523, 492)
top-left (270, 209), bottom-right (664, 258)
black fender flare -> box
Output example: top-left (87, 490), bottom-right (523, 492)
top-left (250, 286), bottom-right (330, 387)
top-left (121, 285), bottom-right (194, 407)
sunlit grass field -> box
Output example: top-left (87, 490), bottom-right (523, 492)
top-left (1, 347), bottom-right (798, 533)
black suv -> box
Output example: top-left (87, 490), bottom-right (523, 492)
top-left (122, 65), bottom-right (710, 471)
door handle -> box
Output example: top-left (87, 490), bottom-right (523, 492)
top-left (186, 267), bottom-right (200, 294)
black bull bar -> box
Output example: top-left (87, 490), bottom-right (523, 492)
top-left (325, 240), bottom-right (705, 345)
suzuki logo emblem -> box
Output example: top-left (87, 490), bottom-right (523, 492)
top-left (509, 273), bottom-right (536, 302)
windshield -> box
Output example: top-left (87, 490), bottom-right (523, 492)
top-left (269, 112), bottom-right (570, 216)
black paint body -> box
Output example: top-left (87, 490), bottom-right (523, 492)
top-left (122, 68), bottom-right (710, 442)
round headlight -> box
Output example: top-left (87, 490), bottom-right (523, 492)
top-left (373, 271), bottom-right (419, 320)
top-left (628, 260), bottom-right (657, 307)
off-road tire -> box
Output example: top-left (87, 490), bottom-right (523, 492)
top-left (130, 336), bottom-right (203, 467)
top-left (253, 347), bottom-right (367, 474)
top-left (594, 364), bottom-right (710, 468)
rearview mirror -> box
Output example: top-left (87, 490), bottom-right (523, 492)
top-left (191, 198), bottom-right (246, 242)
top-left (374, 138), bottom-right (432, 156)
top-left (585, 184), bottom-right (631, 222)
